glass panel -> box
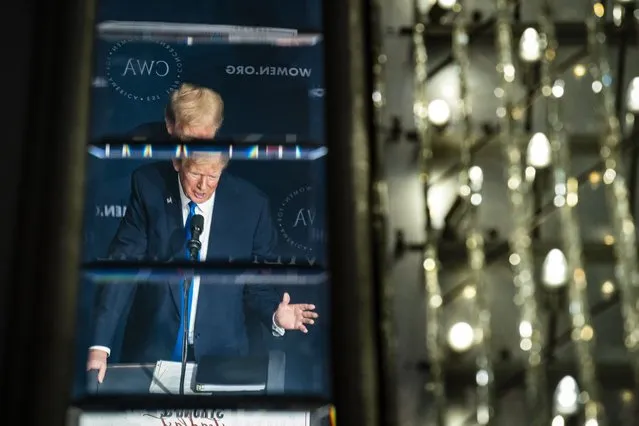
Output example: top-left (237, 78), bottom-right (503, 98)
top-left (91, 40), bottom-right (324, 144)
top-left (82, 147), bottom-right (326, 264)
top-left (76, 147), bottom-right (328, 398)
top-left (81, 0), bottom-right (329, 405)
top-left (74, 268), bottom-right (330, 398)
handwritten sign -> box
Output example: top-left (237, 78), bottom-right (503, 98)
top-left (78, 410), bottom-right (309, 426)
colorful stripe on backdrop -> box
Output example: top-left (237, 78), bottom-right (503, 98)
top-left (87, 144), bottom-right (324, 161)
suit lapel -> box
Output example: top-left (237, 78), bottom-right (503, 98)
top-left (164, 170), bottom-right (186, 259)
top-left (208, 173), bottom-right (236, 260)
top-left (163, 166), bottom-right (185, 311)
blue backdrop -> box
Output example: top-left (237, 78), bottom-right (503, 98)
top-left (91, 41), bottom-right (325, 143)
top-left (97, 0), bottom-right (322, 30)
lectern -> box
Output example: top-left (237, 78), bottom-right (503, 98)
top-left (86, 351), bottom-right (286, 394)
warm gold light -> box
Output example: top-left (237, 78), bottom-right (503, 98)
top-left (573, 64), bottom-right (587, 78)
top-left (580, 325), bottom-right (594, 341)
top-left (593, 2), bottom-right (605, 18)
top-left (463, 285), bottom-right (477, 299)
top-left (603, 234), bottom-right (615, 245)
top-left (621, 389), bottom-right (634, 403)
top-left (601, 280), bottom-right (615, 297)
top-left (589, 171), bottom-right (601, 186)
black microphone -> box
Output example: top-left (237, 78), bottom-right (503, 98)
top-left (187, 214), bottom-right (204, 261)
top-left (180, 213), bottom-right (204, 395)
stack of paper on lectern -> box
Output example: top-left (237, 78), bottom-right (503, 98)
top-left (149, 357), bottom-right (268, 394)
top-left (149, 361), bottom-right (202, 395)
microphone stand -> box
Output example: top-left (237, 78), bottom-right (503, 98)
top-left (179, 246), bottom-right (200, 395)
top-left (179, 277), bottom-right (191, 395)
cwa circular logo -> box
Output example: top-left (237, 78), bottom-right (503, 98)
top-left (277, 185), bottom-right (318, 253)
top-left (106, 40), bottom-right (183, 102)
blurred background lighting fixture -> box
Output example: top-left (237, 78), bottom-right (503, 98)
top-left (519, 27), bottom-right (542, 62)
top-left (601, 280), bottom-right (615, 298)
top-left (542, 248), bottom-right (568, 289)
top-left (603, 233), bottom-right (615, 245)
top-left (551, 415), bottom-right (565, 426)
top-left (626, 76), bottom-right (639, 113)
top-left (468, 165), bottom-right (484, 191)
top-left (573, 64), bottom-right (587, 78)
top-left (427, 99), bottom-right (452, 127)
top-left (437, 0), bottom-right (457, 9)
top-left (554, 376), bottom-right (580, 416)
top-left (526, 132), bottom-right (552, 169)
top-left (552, 79), bottom-right (565, 98)
top-left (416, 0), bottom-right (432, 15)
top-left (447, 321), bottom-right (475, 352)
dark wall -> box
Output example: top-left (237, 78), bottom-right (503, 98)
top-left (0, 0), bottom-right (32, 371)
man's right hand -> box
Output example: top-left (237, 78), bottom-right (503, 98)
top-left (86, 349), bottom-right (108, 383)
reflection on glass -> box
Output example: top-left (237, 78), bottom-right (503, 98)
top-left (75, 408), bottom-right (318, 426)
top-left (83, 150), bottom-right (326, 263)
top-left (92, 43), bottom-right (324, 143)
top-left (96, 22), bottom-right (323, 47)
top-left (88, 144), bottom-right (325, 160)
top-left (81, 0), bottom-right (329, 404)
top-left (76, 269), bottom-right (329, 397)
top-left (78, 148), bottom-right (328, 398)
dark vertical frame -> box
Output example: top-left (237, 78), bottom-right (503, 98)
top-left (0, 0), bottom-right (33, 373)
top-left (324, 0), bottom-right (383, 425)
top-left (0, 0), bottom-right (95, 423)
top-left (369, 1), bottom-right (397, 425)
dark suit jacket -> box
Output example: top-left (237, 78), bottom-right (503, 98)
top-left (92, 161), bottom-right (280, 362)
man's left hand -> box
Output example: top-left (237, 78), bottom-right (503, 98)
top-left (274, 292), bottom-right (318, 333)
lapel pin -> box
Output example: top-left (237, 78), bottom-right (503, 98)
top-left (166, 197), bottom-right (173, 204)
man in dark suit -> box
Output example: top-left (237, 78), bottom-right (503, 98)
top-left (87, 85), bottom-right (318, 382)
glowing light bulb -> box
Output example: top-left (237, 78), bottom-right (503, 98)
top-left (519, 27), bottom-right (542, 62)
top-left (526, 132), bottom-right (552, 168)
top-left (551, 79), bottom-right (565, 98)
top-left (573, 64), bottom-right (586, 78)
top-left (468, 166), bottom-right (484, 190)
top-left (416, 0), bottom-right (430, 14)
top-left (437, 0), bottom-right (457, 9)
top-left (447, 322), bottom-right (474, 352)
top-left (554, 376), bottom-right (580, 416)
top-left (626, 77), bottom-right (639, 113)
top-left (427, 99), bottom-right (451, 127)
top-left (542, 249), bottom-right (568, 288)
top-left (551, 415), bottom-right (565, 426)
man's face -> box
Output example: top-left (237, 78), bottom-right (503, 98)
top-left (166, 120), bottom-right (218, 140)
top-left (172, 157), bottom-right (225, 203)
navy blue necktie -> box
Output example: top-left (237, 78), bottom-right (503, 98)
top-left (171, 201), bottom-right (199, 361)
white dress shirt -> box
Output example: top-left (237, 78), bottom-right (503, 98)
top-left (90, 176), bottom-right (284, 357)
top-left (180, 184), bottom-right (215, 344)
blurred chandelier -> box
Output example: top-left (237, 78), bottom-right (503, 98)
top-left (402, 0), bottom-right (639, 425)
